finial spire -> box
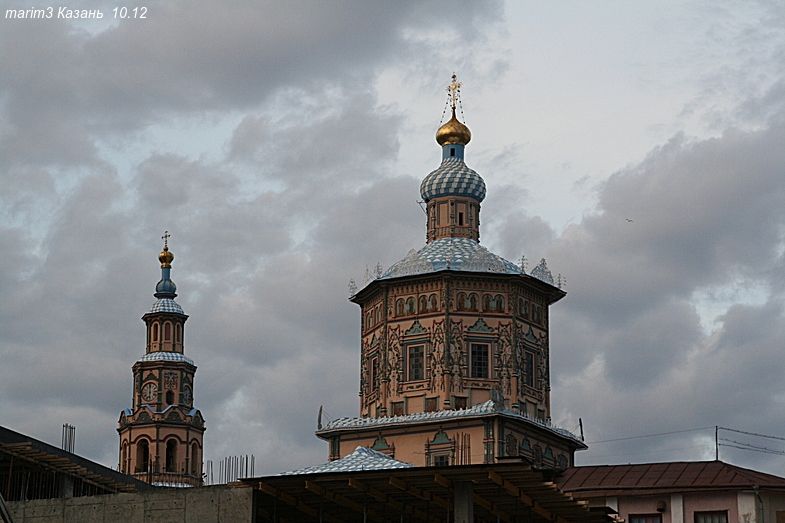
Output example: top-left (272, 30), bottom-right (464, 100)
top-left (446, 73), bottom-right (462, 110)
top-left (435, 74), bottom-right (471, 147)
top-left (158, 231), bottom-right (174, 269)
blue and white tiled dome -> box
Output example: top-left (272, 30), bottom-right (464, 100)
top-left (381, 238), bottom-right (520, 279)
top-left (139, 351), bottom-right (194, 366)
top-left (149, 298), bottom-right (184, 315)
top-left (420, 157), bottom-right (486, 202)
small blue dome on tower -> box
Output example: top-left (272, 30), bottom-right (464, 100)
top-left (155, 277), bottom-right (177, 297)
top-left (149, 232), bottom-right (184, 315)
top-left (420, 157), bottom-right (486, 202)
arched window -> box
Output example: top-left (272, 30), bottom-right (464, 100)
top-left (152, 324), bottom-right (159, 342)
top-left (165, 439), bottom-right (177, 473)
top-left (137, 440), bottom-right (149, 473)
top-left (175, 323), bottom-right (181, 344)
top-left (190, 442), bottom-right (200, 476)
top-left (419, 296), bottom-right (428, 314)
top-left (469, 293), bottom-right (479, 312)
top-left (523, 301), bottom-right (529, 319)
top-left (429, 294), bottom-right (438, 312)
top-left (121, 442), bottom-right (128, 474)
top-left (166, 390), bottom-right (174, 406)
top-left (376, 305), bottom-right (383, 323)
top-left (164, 322), bottom-right (171, 341)
top-left (366, 312), bottom-right (372, 329)
top-left (396, 299), bottom-right (404, 317)
top-left (456, 293), bottom-right (466, 311)
top-left (483, 294), bottom-right (492, 312)
top-left (495, 295), bottom-right (505, 312)
top-left (405, 297), bottom-right (415, 314)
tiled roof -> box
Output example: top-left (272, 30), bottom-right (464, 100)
top-left (380, 238), bottom-right (521, 280)
top-left (149, 298), bottom-right (184, 314)
top-left (319, 400), bottom-right (583, 445)
top-left (138, 351), bottom-right (194, 366)
top-left (420, 157), bottom-right (486, 202)
top-left (557, 461), bottom-right (785, 496)
top-left (279, 446), bottom-right (413, 475)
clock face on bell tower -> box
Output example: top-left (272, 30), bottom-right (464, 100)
top-left (117, 233), bottom-right (206, 486)
top-left (141, 382), bottom-right (157, 403)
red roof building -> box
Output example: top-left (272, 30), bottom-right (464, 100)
top-left (557, 461), bottom-right (785, 523)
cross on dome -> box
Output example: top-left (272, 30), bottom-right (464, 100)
top-left (447, 73), bottom-right (462, 110)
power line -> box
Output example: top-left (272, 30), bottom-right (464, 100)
top-left (584, 444), bottom-right (709, 460)
top-left (587, 426), bottom-right (714, 444)
top-left (719, 426), bottom-right (785, 442)
top-left (719, 443), bottom-right (785, 456)
top-left (719, 437), bottom-right (778, 452)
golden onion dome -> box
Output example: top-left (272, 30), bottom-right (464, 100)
top-left (159, 246), bottom-right (174, 268)
top-left (436, 108), bottom-right (471, 146)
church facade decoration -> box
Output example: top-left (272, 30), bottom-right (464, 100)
top-left (317, 76), bottom-right (585, 469)
top-left (117, 234), bottom-right (205, 486)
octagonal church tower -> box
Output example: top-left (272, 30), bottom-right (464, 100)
top-left (118, 235), bottom-right (205, 486)
top-left (317, 77), bottom-right (585, 469)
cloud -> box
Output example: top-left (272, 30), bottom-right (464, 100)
top-left (5, 0), bottom-right (785, 480)
top-left (0, 0), bottom-right (505, 473)
top-left (549, 119), bottom-right (785, 471)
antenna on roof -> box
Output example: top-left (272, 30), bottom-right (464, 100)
top-left (579, 418), bottom-right (584, 442)
top-left (417, 200), bottom-right (427, 214)
top-left (318, 405), bottom-right (323, 430)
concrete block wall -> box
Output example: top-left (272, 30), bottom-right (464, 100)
top-left (7, 485), bottom-right (253, 523)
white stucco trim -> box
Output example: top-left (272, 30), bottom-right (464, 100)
top-left (671, 493), bottom-right (684, 523)
top-left (738, 491), bottom-right (758, 523)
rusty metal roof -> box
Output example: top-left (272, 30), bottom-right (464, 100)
top-left (557, 461), bottom-right (785, 497)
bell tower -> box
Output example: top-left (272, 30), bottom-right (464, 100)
top-left (118, 233), bottom-right (205, 486)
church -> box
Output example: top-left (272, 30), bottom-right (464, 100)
top-left (116, 235), bottom-right (206, 487)
top-left (316, 76), bottom-right (586, 470)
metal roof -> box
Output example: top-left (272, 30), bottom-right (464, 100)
top-left (557, 461), bottom-right (785, 497)
top-left (380, 238), bottom-right (522, 280)
top-left (280, 446), bottom-right (414, 475)
top-left (138, 351), bottom-right (194, 366)
top-left (318, 400), bottom-right (585, 446)
top-left (148, 298), bottom-right (184, 315)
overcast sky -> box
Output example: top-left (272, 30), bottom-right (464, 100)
top-left (3, 0), bottom-right (785, 478)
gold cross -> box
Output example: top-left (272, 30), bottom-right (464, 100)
top-left (446, 73), bottom-right (462, 109)
top-left (162, 231), bottom-right (170, 248)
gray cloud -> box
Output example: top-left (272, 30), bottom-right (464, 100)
top-left (5, 0), bottom-right (785, 480)
top-left (548, 117), bottom-right (785, 472)
top-left (0, 0), bottom-right (504, 473)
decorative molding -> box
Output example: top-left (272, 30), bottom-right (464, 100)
top-left (461, 246), bottom-right (507, 273)
top-left (467, 318), bottom-right (494, 333)
top-left (431, 429), bottom-right (452, 445)
top-left (531, 258), bottom-right (554, 284)
top-left (523, 326), bottom-right (538, 344)
top-left (405, 320), bottom-right (428, 336)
